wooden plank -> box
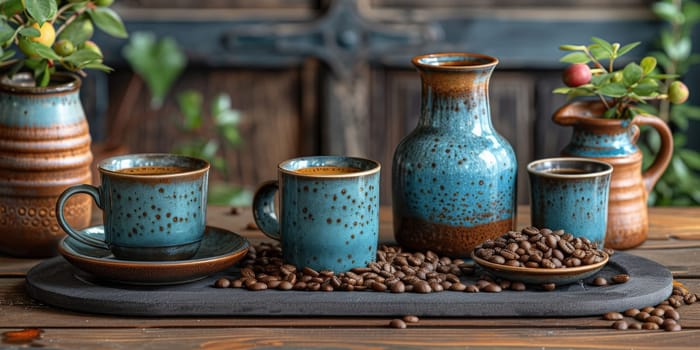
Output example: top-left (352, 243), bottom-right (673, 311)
top-left (1, 327), bottom-right (699, 350)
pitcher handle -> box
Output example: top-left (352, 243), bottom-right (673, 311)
top-left (632, 114), bottom-right (674, 193)
top-left (252, 180), bottom-right (281, 241)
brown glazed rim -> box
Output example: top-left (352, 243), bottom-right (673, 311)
top-left (0, 72), bottom-right (81, 94)
top-left (411, 52), bottom-right (499, 71)
top-left (472, 251), bottom-right (609, 276)
top-left (98, 153), bottom-right (211, 180)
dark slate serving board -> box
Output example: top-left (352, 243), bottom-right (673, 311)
top-left (25, 253), bottom-right (672, 317)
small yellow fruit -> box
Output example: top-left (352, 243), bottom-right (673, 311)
top-left (81, 40), bottom-right (103, 57)
top-left (30, 22), bottom-right (56, 48)
top-left (53, 39), bottom-right (75, 57)
top-left (668, 81), bottom-right (689, 104)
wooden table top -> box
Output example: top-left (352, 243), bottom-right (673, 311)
top-left (2, 205), bottom-right (699, 349)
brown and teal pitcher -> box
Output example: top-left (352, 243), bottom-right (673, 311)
top-left (553, 100), bottom-right (673, 250)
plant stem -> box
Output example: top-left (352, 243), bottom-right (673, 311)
top-left (53, 3), bottom-right (75, 24)
top-left (55, 7), bottom-right (87, 37)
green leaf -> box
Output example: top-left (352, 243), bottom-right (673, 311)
top-left (0, 20), bottom-right (14, 43)
top-left (674, 104), bottom-right (700, 120)
top-left (617, 42), bottom-right (641, 57)
top-left (19, 26), bottom-right (40, 38)
top-left (652, 2), bottom-right (683, 23)
top-left (38, 61), bottom-right (50, 87)
top-left (177, 90), bottom-right (203, 130)
top-left (88, 7), bottom-right (128, 39)
top-left (63, 48), bottom-right (102, 67)
top-left (81, 61), bottom-right (112, 72)
top-left (552, 87), bottom-right (572, 94)
top-left (24, 0), bottom-right (57, 24)
top-left (670, 111), bottom-right (689, 130)
top-left (0, 0), bottom-right (23, 17)
top-left (221, 126), bottom-right (242, 146)
top-left (633, 81), bottom-right (659, 96)
top-left (679, 150), bottom-right (700, 171)
top-left (622, 62), bottom-right (643, 86)
top-left (123, 32), bottom-right (187, 109)
top-left (23, 40), bottom-right (61, 60)
top-left (589, 46), bottom-right (610, 61)
top-left (674, 37), bottom-right (692, 61)
top-left (684, 1), bottom-right (700, 24)
top-left (559, 52), bottom-right (589, 64)
top-left (590, 72), bottom-right (611, 85)
top-left (207, 183), bottom-right (252, 206)
top-left (640, 56), bottom-right (657, 75)
top-left (591, 37), bottom-right (614, 55)
top-left (599, 82), bottom-right (628, 97)
top-left (559, 45), bottom-right (587, 51)
top-left (0, 48), bottom-right (14, 61)
top-left (212, 93), bottom-right (231, 117)
top-left (58, 16), bottom-right (94, 46)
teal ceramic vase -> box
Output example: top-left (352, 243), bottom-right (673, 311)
top-left (392, 53), bottom-right (517, 258)
top-left (0, 73), bottom-right (93, 257)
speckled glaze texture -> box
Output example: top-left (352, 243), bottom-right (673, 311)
top-left (253, 156), bottom-right (381, 272)
top-left (392, 53), bottom-right (517, 258)
top-left (553, 101), bottom-right (673, 249)
top-left (56, 154), bottom-right (210, 261)
top-left (528, 158), bottom-right (613, 247)
top-left (0, 73), bottom-right (93, 258)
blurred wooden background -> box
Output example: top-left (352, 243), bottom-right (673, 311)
top-left (82, 0), bottom-right (687, 205)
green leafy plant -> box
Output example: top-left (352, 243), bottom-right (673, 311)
top-left (0, 0), bottom-right (127, 86)
top-left (554, 37), bottom-right (688, 119)
top-left (641, 0), bottom-right (700, 205)
top-left (122, 31), bottom-right (250, 206)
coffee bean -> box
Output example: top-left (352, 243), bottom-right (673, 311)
top-left (482, 283), bottom-right (502, 293)
top-left (611, 274), bottom-right (630, 284)
top-left (628, 322), bottom-right (642, 330)
top-left (664, 323), bottom-right (682, 332)
top-left (389, 319), bottom-right (407, 329)
top-left (623, 308), bottom-right (640, 317)
top-left (371, 281), bottom-right (388, 292)
top-left (664, 309), bottom-right (680, 321)
top-left (646, 315), bottom-right (664, 325)
top-left (635, 312), bottom-right (650, 322)
top-left (391, 281), bottom-right (406, 293)
top-left (642, 322), bottom-right (659, 330)
top-left (413, 281), bottom-right (432, 294)
top-left (542, 283), bottom-right (556, 291)
top-left (450, 282), bottom-right (467, 291)
top-left (465, 285), bottom-right (479, 293)
top-left (277, 281), bottom-right (293, 290)
top-left (684, 293), bottom-right (697, 304)
top-left (302, 267), bottom-right (319, 277)
top-left (248, 282), bottom-right (268, 291)
top-left (612, 320), bottom-right (628, 330)
top-left (231, 279), bottom-right (244, 288)
top-left (510, 281), bottom-right (526, 291)
top-left (641, 306), bottom-right (655, 313)
top-left (591, 277), bottom-right (608, 286)
top-left (603, 312), bottom-right (623, 320)
top-left (214, 278), bottom-right (231, 288)
top-left (403, 315), bottom-right (420, 323)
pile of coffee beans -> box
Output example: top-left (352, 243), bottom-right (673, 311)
top-left (474, 226), bottom-right (608, 269)
top-left (604, 281), bottom-right (697, 332)
top-left (213, 242), bottom-right (542, 294)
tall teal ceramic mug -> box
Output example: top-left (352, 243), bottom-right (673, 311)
top-left (253, 156), bottom-right (381, 272)
top-left (528, 157), bottom-right (613, 247)
top-left (56, 153), bottom-right (210, 261)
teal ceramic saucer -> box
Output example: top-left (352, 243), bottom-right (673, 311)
top-left (472, 251), bottom-right (609, 285)
top-left (58, 225), bottom-right (249, 285)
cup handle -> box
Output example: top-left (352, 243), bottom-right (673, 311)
top-left (252, 180), bottom-right (281, 241)
top-left (55, 184), bottom-right (109, 249)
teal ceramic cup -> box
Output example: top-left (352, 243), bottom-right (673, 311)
top-left (528, 157), bottom-right (613, 247)
top-left (253, 156), bottom-right (381, 272)
top-left (56, 154), bottom-right (210, 261)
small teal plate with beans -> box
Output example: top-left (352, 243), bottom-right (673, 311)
top-left (472, 252), bottom-right (609, 286)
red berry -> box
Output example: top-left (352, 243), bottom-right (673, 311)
top-left (563, 63), bottom-right (592, 87)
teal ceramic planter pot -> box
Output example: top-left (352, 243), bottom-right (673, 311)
top-left (0, 73), bottom-right (93, 257)
top-left (392, 53), bottom-right (517, 258)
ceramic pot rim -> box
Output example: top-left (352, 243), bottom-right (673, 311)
top-left (278, 156), bottom-right (381, 178)
top-left (527, 157), bottom-right (613, 179)
top-left (0, 72), bottom-right (81, 94)
top-left (412, 52), bottom-right (499, 71)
